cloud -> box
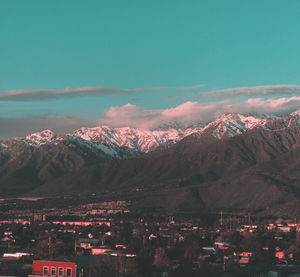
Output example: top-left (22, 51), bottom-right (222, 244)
top-left (100, 104), bottom-right (160, 129)
top-left (100, 97), bottom-right (300, 129)
top-left (1, 87), bottom-right (300, 139)
top-left (0, 84), bottom-right (204, 101)
top-left (199, 85), bottom-right (300, 99)
top-left (168, 85), bottom-right (300, 100)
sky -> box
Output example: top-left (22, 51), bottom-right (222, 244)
top-left (1, 0), bottom-right (300, 138)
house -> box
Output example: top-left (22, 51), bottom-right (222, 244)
top-left (267, 224), bottom-right (276, 230)
top-left (238, 252), bottom-right (253, 264)
top-left (201, 246), bottom-right (217, 255)
top-left (278, 226), bottom-right (291, 232)
top-left (29, 256), bottom-right (101, 277)
top-left (91, 245), bottom-right (113, 255)
top-left (275, 250), bottom-right (294, 262)
top-left (115, 244), bottom-right (127, 250)
top-left (76, 238), bottom-right (99, 249)
top-left (214, 242), bottom-right (231, 250)
top-left (30, 259), bottom-right (77, 277)
top-left (275, 251), bottom-right (285, 260)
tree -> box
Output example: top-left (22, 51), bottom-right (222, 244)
top-left (137, 248), bottom-right (153, 277)
top-left (34, 236), bottom-right (55, 259)
top-left (153, 248), bottom-right (171, 271)
top-left (184, 234), bottom-right (201, 261)
top-left (88, 256), bottom-right (140, 277)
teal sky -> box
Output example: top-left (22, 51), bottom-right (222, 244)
top-left (1, 0), bottom-right (300, 137)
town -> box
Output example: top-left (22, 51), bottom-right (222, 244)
top-left (0, 196), bottom-right (300, 276)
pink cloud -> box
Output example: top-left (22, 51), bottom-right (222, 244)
top-left (99, 97), bottom-right (300, 129)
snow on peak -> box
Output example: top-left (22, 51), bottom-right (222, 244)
top-left (285, 110), bottom-right (300, 127)
top-left (21, 112), bottom-right (268, 153)
top-left (290, 110), bottom-right (300, 117)
top-left (214, 113), bottom-right (265, 125)
top-left (203, 113), bottom-right (266, 139)
top-left (72, 125), bottom-right (201, 153)
top-left (215, 113), bottom-right (243, 121)
top-left (13, 112), bottom-right (272, 154)
top-left (25, 129), bottom-right (60, 146)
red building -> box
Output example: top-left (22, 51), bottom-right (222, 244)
top-left (30, 256), bottom-right (100, 277)
top-left (31, 260), bottom-right (77, 277)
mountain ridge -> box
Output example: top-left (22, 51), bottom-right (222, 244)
top-left (27, 121), bottom-right (300, 216)
top-left (4, 110), bottom-right (292, 155)
top-left (0, 110), bottom-right (300, 217)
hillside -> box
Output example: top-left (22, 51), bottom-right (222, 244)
top-left (0, 111), bottom-right (300, 216)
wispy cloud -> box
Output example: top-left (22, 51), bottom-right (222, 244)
top-left (200, 85), bottom-right (300, 99)
top-left (168, 85), bottom-right (300, 100)
top-left (0, 84), bottom-right (204, 101)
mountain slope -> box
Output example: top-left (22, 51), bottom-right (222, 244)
top-left (28, 122), bottom-right (300, 216)
top-left (37, 124), bottom-right (300, 191)
top-left (0, 135), bottom-right (119, 194)
top-left (200, 113), bottom-right (267, 139)
top-left (1, 110), bottom-right (300, 217)
top-left (72, 126), bottom-right (199, 153)
top-left (0, 112), bottom-right (271, 195)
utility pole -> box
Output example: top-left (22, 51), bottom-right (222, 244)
top-left (220, 210), bottom-right (223, 226)
top-left (297, 224), bottom-right (300, 247)
top-left (48, 236), bottom-right (51, 258)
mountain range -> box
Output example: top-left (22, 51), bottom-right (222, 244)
top-left (1, 110), bottom-right (300, 216)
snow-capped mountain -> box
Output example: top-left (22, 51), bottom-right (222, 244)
top-left (291, 110), bottom-right (300, 118)
top-left (19, 109), bottom-right (300, 217)
top-left (8, 126), bottom-right (201, 159)
top-left (2, 110), bottom-right (300, 159)
top-left (7, 111), bottom-right (300, 157)
top-left (201, 113), bottom-right (268, 139)
top-left (1, 110), bottom-right (300, 205)
top-left (13, 113), bottom-right (268, 156)
top-left (72, 126), bottom-right (199, 153)
top-left (24, 129), bottom-right (62, 146)
top-left (286, 110), bottom-right (300, 127)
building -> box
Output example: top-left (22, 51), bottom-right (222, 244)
top-left (30, 259), bottom-right (76, 277)
top-left (76, 238), bottom-right (100, 250)
top-left (51, 221), bottom-right (110, 227)
top-left (29, 256), bottom-right (101, 277)
top-left (91, 245), bottom-right (113, 255)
